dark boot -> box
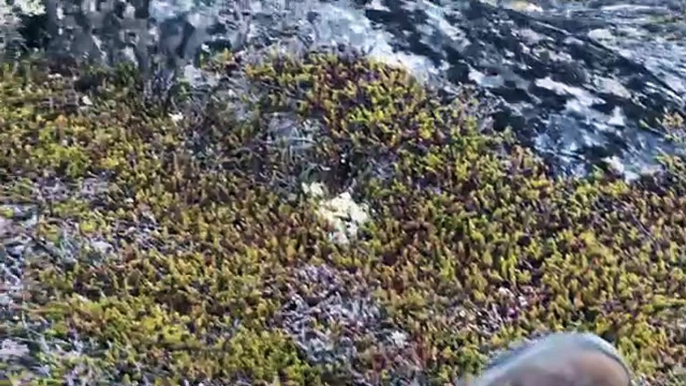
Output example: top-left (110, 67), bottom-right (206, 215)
top-left (469, 332), bottom-right (631, 386)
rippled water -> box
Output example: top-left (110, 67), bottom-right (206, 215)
top-left (5, 0), bottom-right (686, 178)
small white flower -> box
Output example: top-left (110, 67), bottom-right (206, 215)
top-left (390, 330), bottom-right (408, 347)
top-left (169, 112), bottom-right (184, 123)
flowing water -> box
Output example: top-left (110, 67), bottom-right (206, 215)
top-left (4, 0), bottom-right (686, 178)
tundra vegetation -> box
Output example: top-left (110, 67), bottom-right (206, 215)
top-left (1, 47), bottom-right (686, 385)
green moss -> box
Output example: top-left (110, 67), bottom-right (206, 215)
top-left (1, 50), bottom-right (685, 385)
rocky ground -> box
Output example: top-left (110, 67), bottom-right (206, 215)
top-left (2, 0), bottom-right (686, 385)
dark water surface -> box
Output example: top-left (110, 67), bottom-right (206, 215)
top-left (4, 0), bottom-right (686, 178)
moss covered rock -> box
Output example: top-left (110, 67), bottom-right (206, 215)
top-left (0, 50), bottom-right (685, 385)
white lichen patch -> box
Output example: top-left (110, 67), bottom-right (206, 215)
top-left (0, 0), bottom-right (44, 27)
top-left (0, 338), bottom-right (29, 359)
top-left (274, 264), bottom-right (383, 368)
top-left (505, 0), bottom-right (543, 13)
top-left (301, 181), bottom-right (326, 198)
top-left (302, 182), bottom-right (370, 244)
top-left (11, 0), bottom-right (44, 16)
